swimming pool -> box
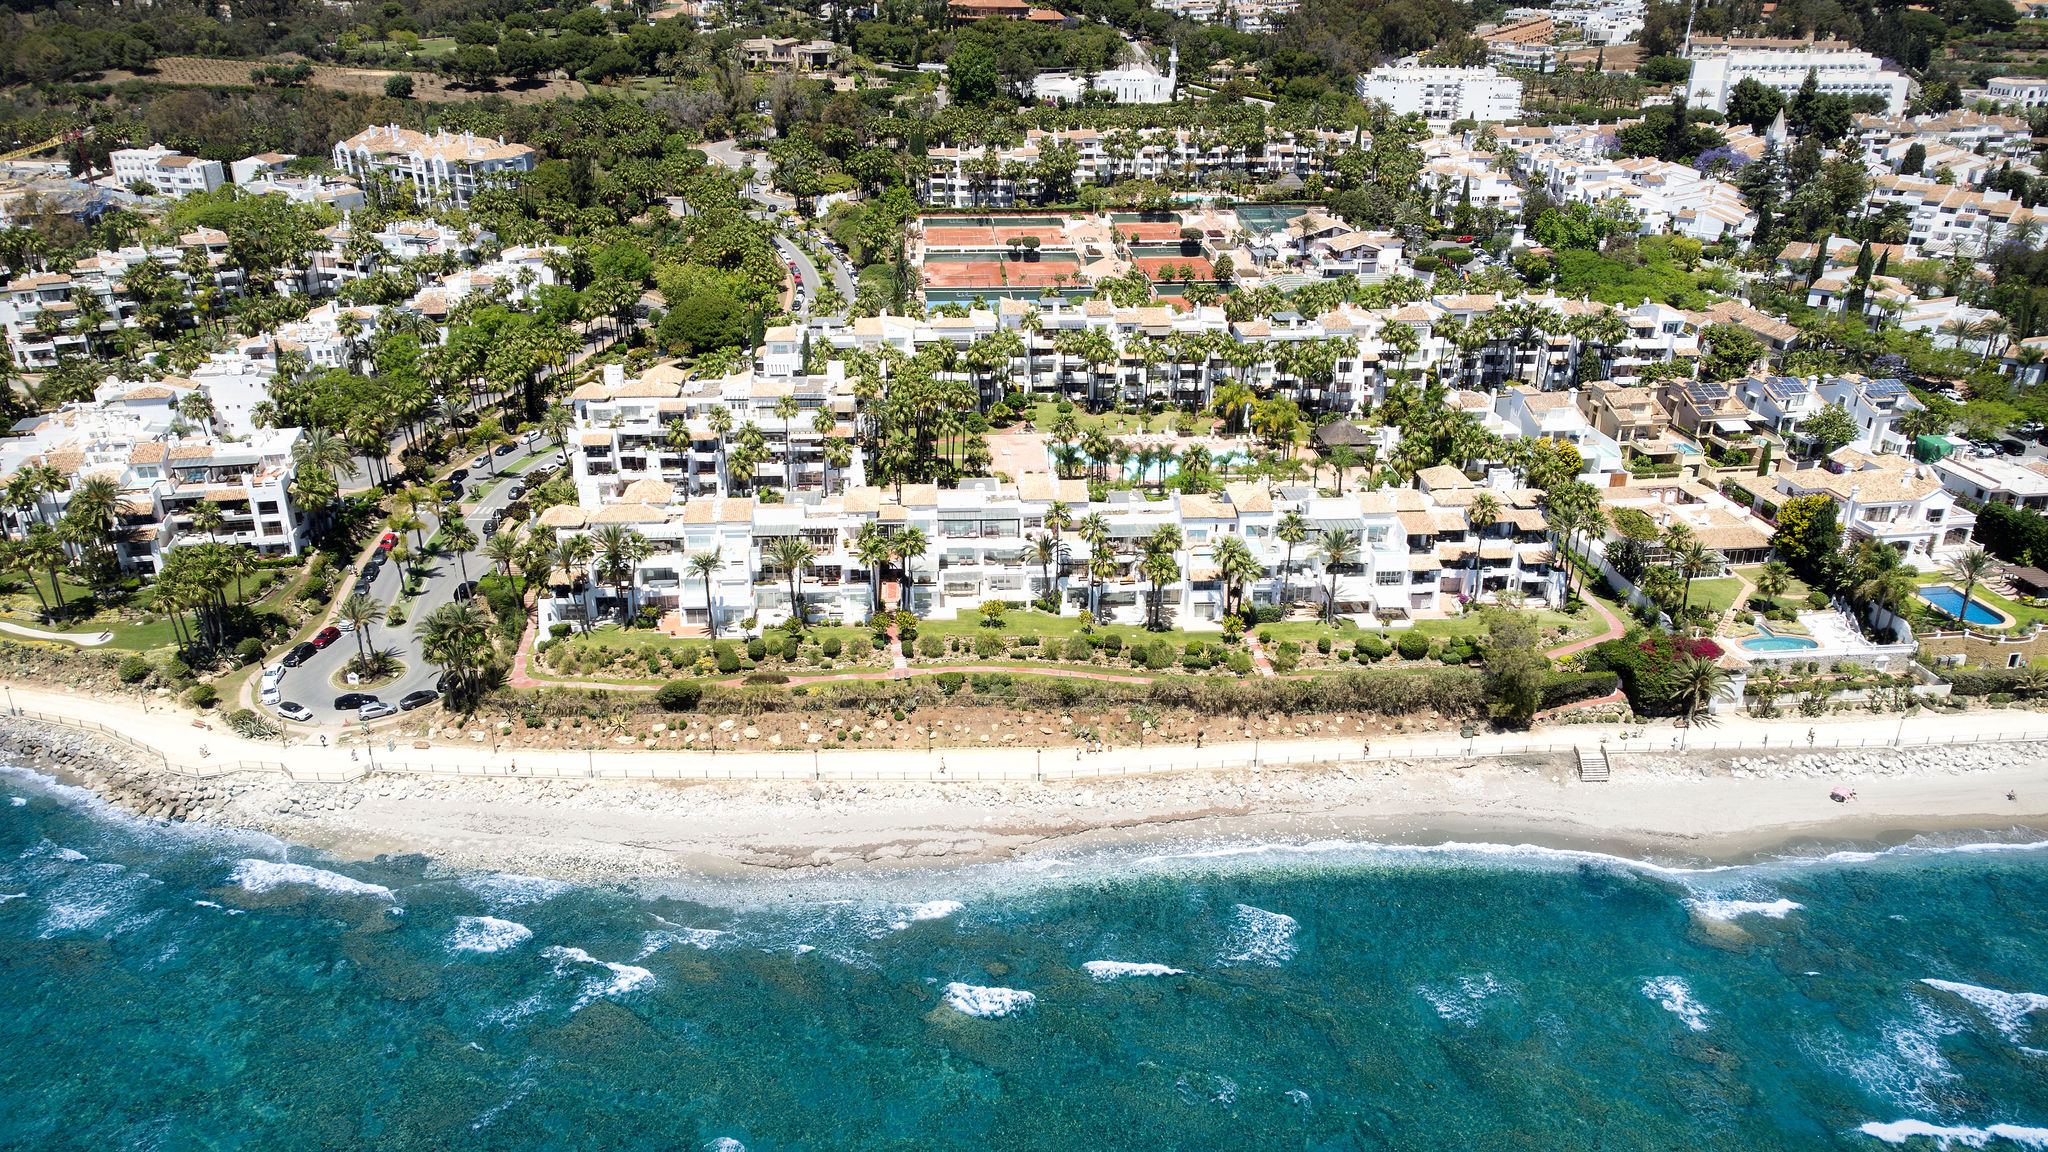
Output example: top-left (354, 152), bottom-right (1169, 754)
top-left (1920, 584), bottom-right (2002, 626)
top-left (1672, 443), bottom-right (1700, 455)
top-left (1740, 626), bottom-right (1818, 652)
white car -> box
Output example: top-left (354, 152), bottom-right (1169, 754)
top-left (359, 701), bottom-right (398, 721)
top-left (261, 663), bottom-right (286, 688)
top-left (472, 453), bottom-right (490, 469)
top-left (259, 683), bottom-right (282, 706)
top-left (275, 702), bottom-right (313, 723)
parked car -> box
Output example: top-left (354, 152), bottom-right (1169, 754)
top-left (259, 683), bottom-right (281, 706)
top-left (275, 701), bottom-right (313, 723)
top-left (261, 663), bottom-right (287, 688)
top-left (312, 626), bottom-right (342, 649)
top-left (377, 532), bottom-right (397, 551)
top-left (453, 581), bottom-right (478, 602)
top-left (353, 579), bottom-right (372, 599)
top-left (495, 442), bottom-right (516, 456)
top-left (447, 481), bottom-right (465, 499)
top-left (508, 482), bottom-right (525, 499)
top-left (399, 689), bottom-right (439, 711)
top-left (449, 468), bottom-right (468, 482)
top-left (358, 701), bottom-right (398, 721)
top-left (335, 619), bottom-right (356, 633)
top-left (524, 430), bottom-right (543, 445)
top-left (281, 642), bottom-right (318, 667)
top-left (472, 454), bottom-right (490, 468)
top-left (334, 693), bottom-right (378, 710)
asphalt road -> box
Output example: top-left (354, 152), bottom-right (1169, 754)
top-left (774, 235), bottom-right (821, 308)
top-left (262, 438), bottom-right (557, 732)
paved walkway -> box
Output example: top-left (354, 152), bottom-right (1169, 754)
top-left (11, 682), bottom-right (2048, 785)
top-left (1547, 594), bottom-right (1625, 658)
top-left (0, 621), bottom-right (112, 646)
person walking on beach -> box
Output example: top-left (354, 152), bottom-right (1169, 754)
top-left (198, 744), bottom-right (209, 759)
top-left (1807, 728), bottom-right (1816, 745)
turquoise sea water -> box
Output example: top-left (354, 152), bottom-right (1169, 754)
top-left (4, 763), bottom-right (2048, 1151)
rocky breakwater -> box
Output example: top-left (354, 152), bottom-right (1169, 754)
top-left (0, 719), bottom-right (256, 825)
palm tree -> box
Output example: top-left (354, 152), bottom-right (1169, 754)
top-left (1948, 547), bottom-right (1992, 626)
top-left (337, 592), bottom-right (386, 665)
top-left (1029, 533), bottom-right (1063, 612)
top-left (441, 519), bottom-right (478, 584)
top-left (890, 526), bottom-right (928, 615)
top-left (483, 529), bottom-right (524, 588)
top-left (1755, 559), bottom-right (1793, 607)
top-left (1277, 508), bottom-right (1308, 605)
top-left (767, 535), bottom-right (817, 627)
top-left (687, 551), bottom-right (723, 638)
top-left (293, 427), bottom-right (354, 496)
top-left (21, 524), bottom-right (67, 621)
top-left (1318, 528), bottom-right (1360, 624)
top-left (593, 524), bottom-right (652, 620)
top-left (418, 600), bottom-right (492, 705)
top-left (1673, 654), bottom-right (1730, 722)
top-left (852, 522), bottom-right (893, 623)
top-left (1678, 540), bottom-right (1721, 614)
top-left (1326, 444), bottom-right (1360, 494)
top-left (1076, 513), bottom-right (1111, 619)
top-left (774, 394), bottom-right (801, 494)
top-left (1852, 541), bottom-right (1918, 621)
top-left (1213, 533), bottom-right (1258, 621)
top-left (190, 501), bottom-right (227, 545)
top-left (1467, 492), bottom-right (1501, 539)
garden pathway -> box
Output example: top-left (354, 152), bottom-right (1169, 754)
top-left (1547, 595), bottom-right (1624, 659)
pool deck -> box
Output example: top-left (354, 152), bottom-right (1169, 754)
top-left (1733, 609), bottom-right (1913, 667)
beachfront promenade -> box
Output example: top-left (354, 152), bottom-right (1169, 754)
top-left (7, 683), bottom-right (2047, 786)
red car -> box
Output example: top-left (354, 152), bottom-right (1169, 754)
top-left (312, 626), bottom-right (343, 649)
top-left (1455, 235), bottom-right (1476, 243)
top-left (376, 532), bottom-right (397, 551)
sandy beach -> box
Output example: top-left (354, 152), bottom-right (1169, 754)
top-left (5, 680), bottom-right (2045, 881)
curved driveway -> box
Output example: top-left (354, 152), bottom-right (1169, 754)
top-left (263, 441), bottom-right (555, 732)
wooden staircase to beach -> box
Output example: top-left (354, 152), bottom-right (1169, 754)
top-left (1576, 746), bottom-right (1610, 782)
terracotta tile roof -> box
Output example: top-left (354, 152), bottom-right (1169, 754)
top-left (127, 443), bottom-right (167, 465)
top-left (1397, 511), bottom-right (1436, 534)
top-left (579, 431), bottom-right (613, 447)
top-left (589, 503), bottom-right (667, 524)
top-left (841, 486), bottom-right (883, 513)
top-left (718, 498), bottom-right (754, 522)
top-left (1223, 481), bottom-right (1271, 513)
top-left (621, 478), bottom-right (675, 503)
top-left (167, 443), bottom-right (214, 461)
top-left (538, 505), bottom-right (587, 528)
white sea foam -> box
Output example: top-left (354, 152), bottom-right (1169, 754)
top-left (1805, 1000), bottom-right (1962, 1111)
top-left (460, 873), bottom-right (572, 908)
top-left (0, 892), bottom-right (25, 902)
top-left (1858, 1120), bottom-right (2048, 1148)
top-left (702, 1139), bottom-right (748, 1152)
top-left (1219, 904), bottom-right (1298, 966)
top-left (943, 982), bottom-right (1035, 1017)
top-left (10, 796), bottom-right (24, 806)
top-left (1083, 961), bottom-right (1186, 981)
top-left (1419, 973), bottom-right (1514, 1027)
top-left (543, 945), bottom-right (655, 1009)
top-left (1642, 976), bottom-right (1711, 1031)
top-left (56, 848), bottom-right (86, 862)
top-left (228, 859), bottom-right (393, 900)
top-left (907, 900), bottom-right (963, 921)
top-left (37, 862), bottom-right (150, 938)
top-left (447, 916), bottom-right (534, 955)
top-left (1922, 980), bottom-right (2048, 1044)
top-left (1686, 897), bottom-right (1803, 922)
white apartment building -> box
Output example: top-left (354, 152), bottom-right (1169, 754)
top-left (0, 392), bottom-right (310, 573)
top-left (1031, 47), bottom-right (1176, 105)
top-left (1863, 173), bottom-right (2042, 257)
top-left (109, 146), bottom-right (225, 198)
top-left (1356, 65), bottom-right (1524, 123)
top-left (539, 412), bottom-right (1564, 633)
top-left (1988, 76), bottom-right (2048, 109)
top-left (1684, 37), bottom-right (1909, 118)
top-left (330, 125), bottom-right (537, 207)
top-left (1774, 445), bottom-right (1975, 561)
top-left (1932, 453), bottom-right (2048, 512)
top-left (1815, 375), bottom-right (1926, 456)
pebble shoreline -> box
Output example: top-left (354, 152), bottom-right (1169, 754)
top-left (4, 718), bottom-right (2042, 882)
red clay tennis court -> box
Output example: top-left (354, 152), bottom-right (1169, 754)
top-left (1131, 254), bottom-right (1212, 280)
top-left (1116, 220), bottom-right (1187, 242)
top-left (920, 254), bottom-right (1083, 288)
top-left (919, 216), bottom-right (1070, 248)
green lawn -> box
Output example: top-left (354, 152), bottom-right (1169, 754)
top-left (1682, 577), bottom-right (1744, 614)
top-left (1732, 564), bottom-right (1812, 615)
top-left (1024, 401), bottom-right (1221, 438)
